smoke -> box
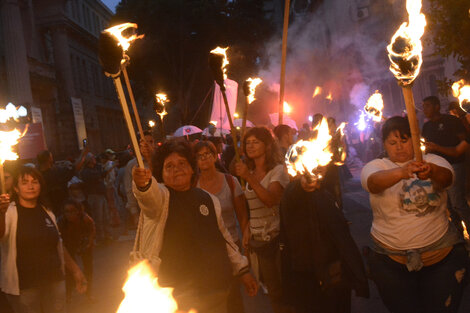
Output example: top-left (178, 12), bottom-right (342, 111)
top-left (257, 0), bottom-right (400, 125)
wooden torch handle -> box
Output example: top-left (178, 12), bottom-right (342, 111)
top-left (401, 86), bottom-right (423, 162)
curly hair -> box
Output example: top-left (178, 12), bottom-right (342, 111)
top-left (152, 140), bottom-right (198, 185)
top-left (242, 127), bottom-right (281, 171)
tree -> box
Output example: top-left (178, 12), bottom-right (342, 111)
top-left (427, 0), bottom-right (470, 93)
top-left (112, 0), bottom-right (273, 132)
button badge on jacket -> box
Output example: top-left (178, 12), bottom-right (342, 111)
top-left (199, 204), bottom-right (209, 216)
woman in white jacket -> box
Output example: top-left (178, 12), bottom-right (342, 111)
top-left (0, 166), bottom-right (86, 313)
top-left (133, 140), bottom-right (257, 313)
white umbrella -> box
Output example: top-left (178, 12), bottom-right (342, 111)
top-left (269, 113), bottom-right (298, 130)
top-left (173, 125), bottom-right (203, 137)
top-left (233, 119), bottom-right (254, 128)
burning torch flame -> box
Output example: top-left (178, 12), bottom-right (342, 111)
top-left (313, 86), bottom-right (322, 98)
top-left (386, 0), bottom-right (426, 85)
top-left (420, 137), bottom-right (426, 153)
top-left (283, 101), bottom-right (292, 114)
top-left (234, 112), bottom-right (239, 119)
top-left (451, 79), bottom-right (470, 112)
top-left (0, 103), bottom-right (28, 123)
top-left (462, 221), bottom-right (469, 240)
top-left (333, 122), bottom-right (347, 166)
top-left (116, 260), bottom-right (191, 313)
top-left (104, 23), bottom-right (144, 53)
top-left (246, 77), bottom-right (262, 104)
top-left (285, 118), bottom-right (334, 180)
top-left (0, 129), bottom-right (22, 164)
top-left (364, 91), bottom-right (384, 122)
top-left (210, 47), bottom-right (229, 80)
top-left (326, 92), bottom-right (333, 101)
top-left (148, 120), bottom-right (155, 128)
top-left (210, 120), bottom-right (218, 126)
top-left (155, 93), bottom-right (169, 120)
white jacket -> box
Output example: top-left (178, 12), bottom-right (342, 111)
top-left (133, 177), bottom-right (249, 276)
top-left (0, 202), bottom-right (64, 295)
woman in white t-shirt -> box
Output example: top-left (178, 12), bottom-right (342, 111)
top-left (235, 127), bottom-right (291, 313)
top-left (361, 116), bottom-right (468, 313)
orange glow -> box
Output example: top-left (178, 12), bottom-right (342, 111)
top-left (148, 120), bottom-right (155, 128)
top-left (420, 137), bottom-right (426, 153)
top-left (462, 222), bottom-right (469, 240)
top-left (364, 91), bottom-right (384, 122)
top-left (246, 77), bottom-right (262, 104)
top-left (452, 79), bottom-right (470, 111)
top-left (0, 103), bottom-right (28, 165)
top-left (283, 101), bottom-right (292, 114)
top-left (386, 0), bottom-right (426, 85)
top-left (210, 47), bottom-right (229, 80)
top-left (326, 92), bottom-right (333, 101)
top-left (312, 86), bottom-right (322, 98)
top-left (104, 23), bottom-right (144, 53)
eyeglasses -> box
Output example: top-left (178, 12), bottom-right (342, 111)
top-left (196, 152), bottom-right (213, 160)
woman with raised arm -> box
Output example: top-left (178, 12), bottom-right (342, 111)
top-left (234, 127), bottom-right (290, 313)
top-left (361, 116), bottom-right (468, 313)
top-left (132, 140), bottom-right (257, 313)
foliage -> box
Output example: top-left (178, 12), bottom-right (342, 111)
top-left (112, 0), bottom-right (273, 131)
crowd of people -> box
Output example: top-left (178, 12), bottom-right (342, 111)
top-left (0, 95), bottom-right (469, 313)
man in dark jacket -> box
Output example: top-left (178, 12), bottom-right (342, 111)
top-left (280, 176), bottom-right (369, 313)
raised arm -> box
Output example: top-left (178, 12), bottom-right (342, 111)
top-left (132, 168), bottom-right (166, 219)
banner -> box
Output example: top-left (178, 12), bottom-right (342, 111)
top-left (210, 79), bottom-right (238, 130)
top-left (71, 97), bottom-right (87, 149)
top-left (18, 123), bottom-right (46, 160)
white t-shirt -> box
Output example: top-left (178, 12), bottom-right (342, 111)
top-left (197, 175), bottom-right (243, 242)
top-left (245, 164), bottom-right (290, 241)
top-left (361, 153), bottom-right (454, 250)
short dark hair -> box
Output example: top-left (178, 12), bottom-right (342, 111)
top-left (243, 127), bottom-right (281, 171)
top-left (37, 150), bottom-right (52, 165)
top-left (423, 96), bottom-right (440, 108)
top-left (193, 140), bottom-right (217, 156)
top-left (152, 140), bottom-right (197, 185)
top-left (381, 116), bottom-right (411, 142)
top-left (273, 124), bottom-right (292, 140)
top-left (13, 166), bottom-right (46, 205)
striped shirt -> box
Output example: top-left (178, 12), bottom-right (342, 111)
top-left (244, 164), bottom-right (290, 241)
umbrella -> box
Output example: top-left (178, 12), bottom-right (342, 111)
top-left (173, 125), bottom-right (203, 137)
top-left (202, 127), bottom-right (230, 137)
top-left (233, 119), bottom-right (254, 128)
top-left (269, 113), bottom-right (298, 130)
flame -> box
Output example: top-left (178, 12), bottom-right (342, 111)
top-left (0, 129), bottom-right (23, 164)
top-left (234, 112), bottom-right (239, 119)
top-left (210, 120), bottom-right (218, 126)
top-left (283, 101), bottom-right (292, 114)
top-left (451, 79), bottom-right (470, 111)
top-left (246, 77), bottom-right (262, 104)
top-left (285, 118), bottom-right (334, 180)
top-left (333, 122), bottom-right (347, 166)
top-left (104, 23), bottom-right (144, 53)
top-left (148, 120), bottom-right (155, 128)
top-left (312, 86), bottom-right (322, 98)
top-left (326, 92), bottom-right (333, 101)
top-left (210, 47), bottom-right (229, 80)
top-left (420, 137), bottom-right (426, 153)
top-left (355, 111), bottom-right (367, 131)
top-left (116, 260), bottom-right (186, 313)
top-left (156, 93), bottom-right (169, 106)
top-left (386, 0), bottom-right (426, 85)
top-left (462, 221), bottom-right (469, 240)
top-left (0, 103), bottom-right (28, 123)
top-left (364, 91), bottom-right (384, 122)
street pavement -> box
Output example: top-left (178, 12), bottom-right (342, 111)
top-left (68, 178), bottom-right (470, 313)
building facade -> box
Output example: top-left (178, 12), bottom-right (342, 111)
top-left (0, 0), bottom-right (131, 159)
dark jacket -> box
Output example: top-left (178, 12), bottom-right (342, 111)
top-left (280, 180), bottom-right (369, 301)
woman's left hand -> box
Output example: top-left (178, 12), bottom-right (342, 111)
top-left (240, 272), bottom-right (258, 297)
top-left (234, 161), bottom-right (250, 180)
top-left (416, 162), bottom-right (432, 180)
top-left (73, 269), bottom-right (87, 294)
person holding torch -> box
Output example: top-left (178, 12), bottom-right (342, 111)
top-left (361, 116), bottom-right (468, 313)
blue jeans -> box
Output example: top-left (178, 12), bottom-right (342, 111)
top-left (367, 244), bottom-right (468, 313)
top-left (6, 280), bottom-right (66, 313)
top-left (448, 163), bottom-right (470, 228)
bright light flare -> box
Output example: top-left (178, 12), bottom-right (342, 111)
top-left (364, 91), bottom-right (384, 122)
top-left (462, 221), bottom-right (469, 240)
top-left (451, 79), bottom-right (470, 112)
top-left (246, 77), bottom-right (262, 104)
top-left (355, 111), bottom-right (367, 132)
top-left (116, 260), bottom-right (191, 313)
top-left (234, 112), bottom-right (239, 119)
top-left (104, 23), bottom-right (144, 53)
top-left (386, 0), bottom-right (426, 85)
top-left (0, 103), bottom-right (28, 123)
top-left (326, 92), bottom-right (333, 101)
top-left (420, 137), bottom-right (426, 153)
top-left (313, 86), bottom-right (322, 98)
top-left (0, 129), bottom-right (22, 164)
top-left (285, 118), bottom-right (334, 180)
top-left (210, 120), bottom-right (218, 126)
top-left (210, 47), bottom-right (229, 80)
top-left (333, 122), bottom-right (347, 166)
top-left (156, 93), bottom-right (169, 106)
top-left (283, 101), bottom-right (292, 114)
top-left (148, 120), bottom-right (155, 128)
top-left (308, 115), bottom-right (313, 122)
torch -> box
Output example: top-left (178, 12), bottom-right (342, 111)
top-left (0, 103), bottom-right (29, 194)
top-left (241, 77), bottom-right (262, 139)
top-left (451, 79), bottom-right (470, 113)
top-left (364, 90), bottom-right (386, 122)
top-left (285, 117), bottom-right (346, 183)
top-left (209, 47), bottom-right (240, 162)
top-left (99, 23), bottom-right (145, 168)
top-left (155, 93), bottom-right (169, 138)
top-left (386, 0), bottom-right (426, 162)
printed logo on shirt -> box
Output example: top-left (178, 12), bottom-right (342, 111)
top-left (199, 204), bottom-right (209, 216)
top-left (45, 217), bottom-right (54, 227)
top-left (399, 179), bottom-right (441, 217)
top-left (438, 123), bottom-right (444, 131)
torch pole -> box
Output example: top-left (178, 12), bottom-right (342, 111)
top-left (278, 0), bottom-right (290, 125)
top-left (122, 66), bottom-right (145, 137)
top-left (241, 96), bottom-right (249, 140)
top-left (221, 90), bottom-right (240, 162)
top-left (401, 85), bottom-right (423, 162)
top-left (112, 76), bottom-right (145, 168)
top-left (0, 163), bottom-right (5, 194)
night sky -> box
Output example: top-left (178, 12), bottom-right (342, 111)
top-left (101, 0), bottom-right (119, 12)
